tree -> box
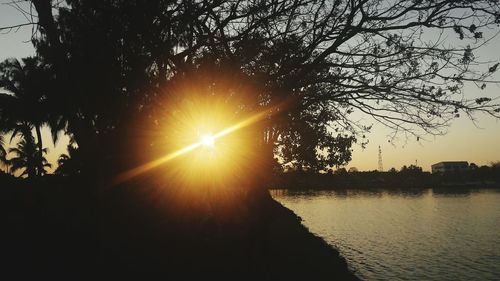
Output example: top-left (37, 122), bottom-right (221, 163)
top-left (491, 161), bottom-right (500, 171)
top-left (469, 163), bottom-right (479, 170)
top-left (5, 0), bottom-right (500, 179)
top-left (0, 57), bottom-right (54, 176)
top-left (8, 128), bottom-right (51, 178)
top-left (55, 139), bottom-right (82, 176)
top-left (400, 164), bottom-right (423, 174)
top-left (335, 167), bottom-right (348, 175)
top-left (348, 167), bottom-right (359, 173)
top-left (0, 134), bottom-right (8, 171)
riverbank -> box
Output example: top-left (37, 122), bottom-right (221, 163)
top-left (271, 170), bottom-right (500, 190)
top-left (1, 175), bottom-right (359, 280)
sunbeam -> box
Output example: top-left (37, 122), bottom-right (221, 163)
top-left (112, 109), bottom-right (270, 186)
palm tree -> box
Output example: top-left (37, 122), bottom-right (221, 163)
top-left (8, 133), bottom-right (51, 178)
top-left (55, 139), bottom-right (81, 176)
top-left (0, 134), bottom-right (8, 172)
top-left (0, 57), bottom-right (52, 175)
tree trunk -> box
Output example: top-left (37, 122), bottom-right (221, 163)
top-left (35, 124), bottom-right (44, 176)
top-left (32, 0), bottom-right (65, 78)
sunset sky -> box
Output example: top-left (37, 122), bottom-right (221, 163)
top-left (1, 3), bottom-right (499, 172)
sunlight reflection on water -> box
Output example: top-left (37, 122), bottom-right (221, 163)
top-left (271, 188), bottom-right (500, 281)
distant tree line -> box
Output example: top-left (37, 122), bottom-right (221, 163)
top-left (273, 162), bottom-right (500, 189)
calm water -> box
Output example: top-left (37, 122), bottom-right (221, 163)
top-left (271, 188), bottom-right (500, 281)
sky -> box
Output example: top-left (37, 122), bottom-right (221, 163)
top-left (1, 2), bottom-right (499, 172)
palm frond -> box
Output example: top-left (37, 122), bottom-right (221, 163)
top-left (0, 134), bottom-right (7, 166)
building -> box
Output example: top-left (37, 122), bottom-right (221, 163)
top-left (431, 161), bottom-right (469, 173)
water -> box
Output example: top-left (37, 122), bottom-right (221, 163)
top-left (271, 188), bottom-right (500, 281)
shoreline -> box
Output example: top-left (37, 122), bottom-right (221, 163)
top-left (270, 170), bottom-right (500, 190)
top-left (262, 197), bottom-right (361, 280)
top-left (271, 183), bottom-right (500, 191)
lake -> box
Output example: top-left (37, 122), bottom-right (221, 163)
top-left (271, 188), bottom-right (500, 281)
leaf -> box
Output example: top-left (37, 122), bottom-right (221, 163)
top-left (475, 97), bottom-right (491, 104)
top-left (454, 25), bottom-right (464, 40)
top-left (489, 63), bottom-right (499, 73)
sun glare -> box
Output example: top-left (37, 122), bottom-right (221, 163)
top-left (113, 91), bottom-right (283, 186)
top-left (200, 133), bottom-right (215, 148)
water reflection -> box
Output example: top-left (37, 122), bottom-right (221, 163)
top-left (431, 187), bottom-right (500, 197)
top-left (272, 187), bottom-right (500, 199)
top-left (271, 188), bottom-right (500, 281)
top-left (271, 188), bottom-right (430, 198)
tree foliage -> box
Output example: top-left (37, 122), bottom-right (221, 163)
top-left (7, 124), bottom-right (51, 178)
top-left (400, 164), bottom-right (423, 174)
top-left (2, 0), bottom-right (500, 175)
top-left (0, 134), bottom-right (7, 169)
top-left (0, 57), bottom-right (56, 176)
top-left (55, 140), bottom-right (82, 176)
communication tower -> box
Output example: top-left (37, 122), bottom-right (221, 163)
top-left (378, 145), bottom-right (384, 172)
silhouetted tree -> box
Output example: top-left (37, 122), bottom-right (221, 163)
top-left (4, 0), bottom-right (500, 179)
top-left (335, 167), bottom-right (348, 175)
top-left (400, 164), bottom-right (423, 174)
top-left (55, 139), bottom-right (82, 176)
top-left (0, 134), bottom-right (8, 171)
top-left (8, 126), bottom-right (51, 178)
top-left (348, 167), bottom-right (359, 173)
top-left (0, 57), bottom-right (54, 175)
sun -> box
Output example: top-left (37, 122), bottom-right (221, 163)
top-left (200, 133), bottom-right (215, 148)
top-left (113, 93), bottom-right (273, 186)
